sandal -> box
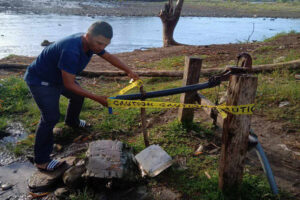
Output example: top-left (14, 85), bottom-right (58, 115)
top-left (36, 160), bottom-right (66, 172)
top-left (65, 119), bottom-right (91, 128)
top-left (78, 119), bottom-right (91, 128)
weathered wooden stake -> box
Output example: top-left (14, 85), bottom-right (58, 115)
top-left (178, 56), bottom-right (202, 123)
top-left (218, 74), bottom-right (258, 198)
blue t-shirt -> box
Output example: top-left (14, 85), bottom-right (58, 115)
top-left (24, 33), bottom-right (105, 86)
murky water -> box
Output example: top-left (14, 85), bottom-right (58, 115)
top-left (0, 13), bottom-right (300, 58)
top-left (0, 122), bottom-right (28, 166)
top-left (0, 122), bottom-right (35, 199)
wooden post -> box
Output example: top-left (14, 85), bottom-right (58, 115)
top-left (178, 56), bottom-right (202, 123)
top-left (218, 74), bottom-right (258, 198)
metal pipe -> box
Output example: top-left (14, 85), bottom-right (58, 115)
top-left (115, 81), bottom-right (217, 100)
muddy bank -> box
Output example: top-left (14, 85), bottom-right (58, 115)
top-left (1, 0), bottom-right (300, 18)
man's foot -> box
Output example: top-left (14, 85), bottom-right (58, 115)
top-left (35, 160), bottom-right (66, 172)
top-left (78, 119), bottom-right (90, 128)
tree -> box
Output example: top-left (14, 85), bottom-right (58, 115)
top-left (159, 0), bottom-right (184, 47)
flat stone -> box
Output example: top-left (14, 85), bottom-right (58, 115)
top-left (279, 101), bottom-right (290, 108)
top-left (28, 157), bottom-right (76, 192)
top-left (135, 145), bottom-right (173, 177)
top-left (84, 140), bottom-right (140, 182)
top-left (1, 183), bottom-right (13, 190)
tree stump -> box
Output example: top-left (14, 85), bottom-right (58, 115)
top-left (159, 0), bottom-right (184, 47)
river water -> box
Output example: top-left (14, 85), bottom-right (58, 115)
top-left (0, 13), bottom-right (300, 59)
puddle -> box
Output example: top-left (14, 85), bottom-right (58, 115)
top-left (0, 122), bottom-right (35, 199)
top-left (0, 161), bottom-right (35, 200)
top-left (0, 122), bottom-right (28, 144)
top-left (0, 122), bottom-right (29, 166)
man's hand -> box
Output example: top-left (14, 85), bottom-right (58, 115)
top-left (128, 71), bottom-right (139, 81)
top-left (61, 70), bottom-right (108, 107)
top-left (94, 95), bottom-right (108, 107)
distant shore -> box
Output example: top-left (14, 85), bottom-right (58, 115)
top-left (1, 0), bottom-right (300, 18)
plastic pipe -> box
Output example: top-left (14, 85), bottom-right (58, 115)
top-left (115, 81), bottom-right (217, 100)
top-left (250, 132), bottom-right (279, 195)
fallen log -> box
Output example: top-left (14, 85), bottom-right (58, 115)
top-left (1, 59), bottom-right (300, 77)
top-left (0, 63), bottom-right (28, 69)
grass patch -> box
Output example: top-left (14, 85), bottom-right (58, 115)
top-left (0, 77), bottom-right (31, 114)
top-left (69, 187), bottom-right (94, 200)
top-left (137, 55), bottom-right (185, 70)
top-left (256, 69), bottom-right (300, 129)
top-left (263, 30), bottom-right (297, 42)
top-left (12, 134), bottom-right (35, 156)
top-left (253, 45), bottom-right (278, 53)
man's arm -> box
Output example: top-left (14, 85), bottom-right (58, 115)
top-left (61, 70), bottom-right (108, 106)
top-left (100, 52), bottom-right (139, 80)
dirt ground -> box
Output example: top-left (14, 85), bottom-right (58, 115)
top-left (1, 0), bottom-right (300, 18)
top-left (1, 34), bottom-right (300, 198)
top-left (1, 33), bottom-right (300, 72)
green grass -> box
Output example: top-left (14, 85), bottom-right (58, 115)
top-left (12, 134), bottom-right (35, 156)
top-left (137, 55), bottom-right (185, 70)
top-left (263, 30), bottom-right (297, 43)
top-left (69, 187), bottom-right (94, 200)
top-left (256, 69), bottom-right (300, 129)
top-left (185, 1), bottom-right (300, 16)
top-left (137, 55), bottom-right (208, 70)
top-left (0, 77), bottom-right (31, 114)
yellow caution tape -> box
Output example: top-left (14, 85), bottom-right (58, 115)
top-left (108, 99), bottom-right (255, 116)
top-left (118, 79), bottom-right (143, 95)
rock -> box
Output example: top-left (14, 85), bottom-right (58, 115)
top-left (28, 157), bottom-right (75, 192)
top-left (53, 144), bottom-right (63, 152)
top-left (278, 144), bottom-right (290, 151)
top-left (53, 127), bottom-right (63, 135)
top-left (1, 183), bottom-right (13, 190)
top-left (295, 74), bottom-right (300, 80)
top-left (94, 192), bottom-right (107, 200)
top-left (208, 148), bottom-right (219, 154)
top-left (279, 101), bottom-right (290, 108)
top-left (194, 144), bottom-right (203, 156)
top-left (150, 186), bottom-right (181, 200)
top-left (273, 56), bottom-right (286, 63)
top-left (63, 165), bottom-right (86, 188)
top-left (54, 187), bottom-right (69, 199)
top-left (41, 40), bottom-right (53, 47)
top-left (135, 145), bottom-right (173, 177)
top-left (84, 140), bottom-right (140, 182)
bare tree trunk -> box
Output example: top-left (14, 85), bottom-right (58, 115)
top-left (159, 0), bottom-right (184, 47)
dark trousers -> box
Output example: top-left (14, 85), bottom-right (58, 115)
top-left (28, 84), bottom-right (84, 164)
